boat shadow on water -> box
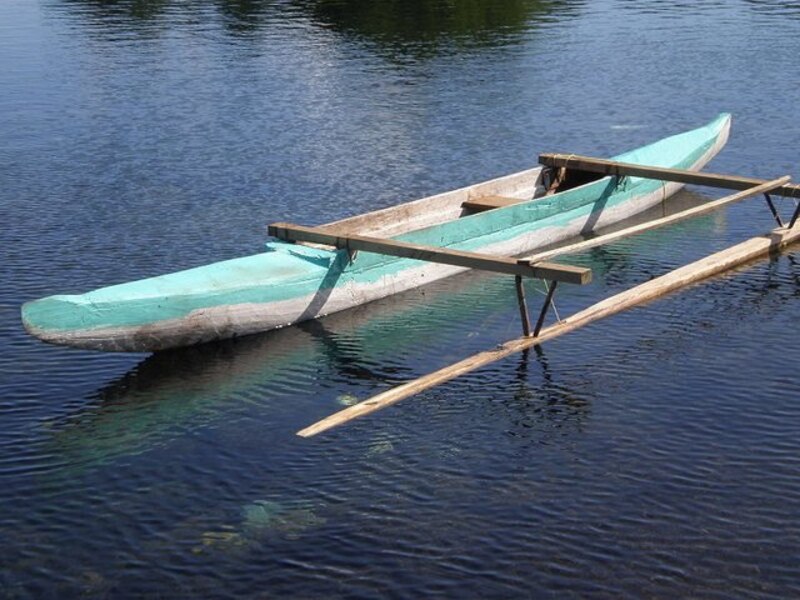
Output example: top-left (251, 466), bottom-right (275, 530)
top-left (43, 191), bottom-right (800, 468)
top-left (43, 265), bottom-right (591, 469)
top-left (41, 271), bottom-right (505, 469)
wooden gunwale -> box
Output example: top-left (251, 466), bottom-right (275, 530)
top-left (297, 176), bottom-right (799, 438)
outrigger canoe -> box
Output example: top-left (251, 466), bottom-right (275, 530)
top-left (22, 113), bottom-right (731, 352)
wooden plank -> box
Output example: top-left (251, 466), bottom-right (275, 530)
top-left (297, 222), bottom-right (800, 437)
top-left (539, 153), bottom-right (800, 199)
top-left (523, 176), bottom-right (791, 263)
top-left (461, 195), bottom-right (524, 212)
top-left (268, 223), bottom-right (592, 285)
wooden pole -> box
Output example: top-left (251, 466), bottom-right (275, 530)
top-left (514, 275), bottom-right (532, 337)
top-left (538, 153), bottom-right (800, 199)
top-left (523, 176), bottom-right (791, 264)
top-left (533, 280), bottom-right (558, 337)
top-left (268, 223), bottom-right (592, 285)
top-left (297, 223), bottom-right (800, 438)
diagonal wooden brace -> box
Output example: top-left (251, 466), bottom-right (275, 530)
top-left (764, 193), bottom-right (784, 227)
top-left (514, 267), bottom-right (559, 338)
top-left (515, 275), bottom-right (532, 337)
top-left (790, 201), bottom-right (800, 229)
top-left (534, 280), bottom-right (559, 337)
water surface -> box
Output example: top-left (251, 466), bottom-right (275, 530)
top-left (2, 0), bottom-right (800, 597)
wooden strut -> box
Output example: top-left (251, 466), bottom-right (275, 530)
top-left (790, 201), bottom-right (800, 229)
top-left (534, 281), bottom-right (558, 337)
top-left (764, 193), bottom-right (783, 227)
top-left (514, 275), bottom-right (559, 338)
top-left (514, 275), bottom-right (531, 337)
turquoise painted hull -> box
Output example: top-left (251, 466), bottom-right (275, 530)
top-left (22, 114), bottom-right (732, 352)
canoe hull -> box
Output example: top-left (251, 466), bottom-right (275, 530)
top-left (22, 115), bottom-right (731, 352)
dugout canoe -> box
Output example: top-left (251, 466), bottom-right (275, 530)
top-left (22, 113), bottom-right (732, 352)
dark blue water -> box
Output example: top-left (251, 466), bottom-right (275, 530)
top-left (2, 0), bottom-right (800, 597)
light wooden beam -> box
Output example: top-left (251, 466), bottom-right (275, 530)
top-left (268, 223), bottom-right (592, 285)
top-left (297, 222), bottom-right (800, 437)
top-left (539, 153), bottom-right (800, 199)
top-left (524, 176), bottom-right (791, 263)
top-left (461, 195), bottom-right (524, 212)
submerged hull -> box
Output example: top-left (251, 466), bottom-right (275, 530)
top-left (22, 114), bottom-right (731, 352)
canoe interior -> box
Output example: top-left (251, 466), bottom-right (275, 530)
top-left (318, 167), bottom-right (549, 238)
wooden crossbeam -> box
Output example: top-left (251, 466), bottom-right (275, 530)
top-left (461, 195), bottom-right (524, 213)
top-left (268, 223), bottom-right (592, 285)
top-left (539, 153), bottom-right (800, 199)
top-left (297, 220), bottom-right (800, 437)
top-left (523, 176), bottom-right (791, 263)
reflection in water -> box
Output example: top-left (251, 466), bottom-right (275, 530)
top-left (743, 0), bottom-right (800, 19)
top-left (44, 273), bottom-right (495, 469)
top-left (297, 319), bottom-right (409, 383)
top-left (58, 0), bottom-right (172, 28)
top-left (785, 253), bottom-right (800, 287)
top-left (306, 0), bottom-right (585, 56)
top-left (216, 0), bottom-right (276, 33)
top-left (46, 320), bottom-right (397, 470)
top-left (55, 0), bottom-right (586, 54)
top-left (506, 344), bottom-right (591, 438)
top-left (46, 335), bottom-right (296, 469)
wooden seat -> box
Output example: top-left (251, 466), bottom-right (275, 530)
top-left (461, 195), bottom-right (524, 213)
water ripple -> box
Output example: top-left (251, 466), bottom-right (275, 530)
top-left (4, 0), bottom-right (800, 596)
